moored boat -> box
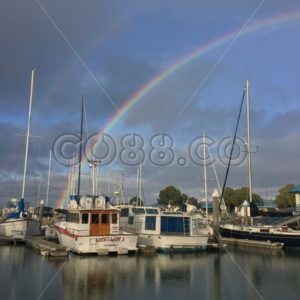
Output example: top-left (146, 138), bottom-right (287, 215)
top-left (119, 205), bottom-right (211, 252)
top-left (54, 196), bottom-right (138, 255)
top-left (0, 69), bottom-right (41, 240)
top-left (219, 80), bottom-right (300, 248)
top-left (54, 98), bottom-right (137, 255)
top-left (219, 223), bottom-right (300, 247)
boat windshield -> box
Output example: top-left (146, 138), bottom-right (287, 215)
top-left (145, 208), bottom-right (159, 215)
top-left (132, 208), bottom-right (145, 214)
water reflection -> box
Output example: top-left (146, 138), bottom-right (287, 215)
top-left (1, 245), bottom-right (300, 300)
top-left (60, 248), bottom-right (300, 300)
top-left (61, 253), bottom-right (214, 300)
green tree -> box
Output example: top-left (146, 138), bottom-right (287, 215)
top-left (275, 184), bottom-right (296, 208)
top-left (129, 197), bottom-right (143, 206)
top-left (187, 196), bottom-right (198, 206)
top-left (223, 186), bottom-right (263, 206)
top-left (223, 187), bottom-right (236, 205)
top-left (233, 187), bottom-right (263, 206)
top-left (157, 186), bottom-right (198, 207)
top-left (158, 186), bottom-right (184, 207)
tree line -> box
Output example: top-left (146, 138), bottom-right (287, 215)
top-left (149, 183), bottom-right (298, 209)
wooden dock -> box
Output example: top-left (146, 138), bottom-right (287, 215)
top-left (25, 236), bottom-right (70, 257)
top-left (0, 236), bottom-right (13, 243)
top-left (221, 237), bottom-right (284, 250)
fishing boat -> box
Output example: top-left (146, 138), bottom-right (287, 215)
top-left (0, 70), bottom-right (40, 240)
top-left (54, 196), bottom-right (138, 255)
top-left (119, 205), bottom-right (211, 252)
top-left (219, 80), bottom-right (300, 248)
top-left (54, 98), bottom-right (137, 255)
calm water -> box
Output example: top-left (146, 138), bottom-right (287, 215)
top-left (0, 244), bottom-right (300, 300)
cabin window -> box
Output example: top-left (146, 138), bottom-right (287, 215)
top-left (112, 214), bottom-right (118, 224)
top-left (91, 214), bottom-right (99, 224)
top-left (132, 208), bottom-right (145, 214)
top-left (145, 216), bottom-right (156, 230)
top-left (101, 214), bottom-right (109, 224)
top-left (146, 208), bottom-right (159, 215)
top-left (128, 216), bottom-right (134, 225)
top-left (81, 213), bottom-right (89, 224)
top-left (121, 208), bottom-right (129, 217)
top-left (67, 213), bottom-right (79, 223)
top-left (161, 216), bottom-right (190, 235)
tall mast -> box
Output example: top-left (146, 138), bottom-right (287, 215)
top-left (21, 69), bottom-right (35, 200)
top-left (45, 149), bottom-right (52, 206)
top-left (136, 168), bottom-right (139, 206)
top-left (246, 80), bottom-right (253, 203)
top-left (77, 96), bottom-right (84, 202)
top-left (139, 163), bottom-right (142, 206)
top-left (203, 132), bottom-right (208, 219)
top-left (121, 172), bottom-right (125, 204)
top-left (136, 163), bottom-right (142, 206)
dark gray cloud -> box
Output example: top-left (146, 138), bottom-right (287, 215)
top-left (1, 1), bottom-right (300, 207)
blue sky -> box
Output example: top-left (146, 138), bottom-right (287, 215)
top-left (1, 0), bottom-right (300, 207)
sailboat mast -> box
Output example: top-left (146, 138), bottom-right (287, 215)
top-left (139, 163), bottom-right (142, 206)
top-left (21, 69), bottom-right (35, 200)
top-left (203, 132), bottom-right (208, 219)
top-left (77, 96), bottom-right (84, 202)
top-left (136, 168), bottom-right (139, 206)
top-left (46, 149), bottom-right (52, 206)
top-left (246, 80), bottom-right (253, 203)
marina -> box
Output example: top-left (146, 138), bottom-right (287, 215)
top-left (1, 1), bottom-right (300, 299)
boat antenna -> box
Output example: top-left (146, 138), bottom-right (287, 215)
top-left (221, 88), bottom-right (246, 201)
top-left (21, 69), bottom-right (35, 201)
top-left (77, 96), bottom-right (84, 203)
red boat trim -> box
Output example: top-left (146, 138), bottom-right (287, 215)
top-left (53, 224), bottom-right (78, 238)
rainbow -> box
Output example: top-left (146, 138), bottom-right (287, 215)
top-left (56, 9), bottom-right (300, 208)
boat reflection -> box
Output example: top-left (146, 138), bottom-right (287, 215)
top-left (60, 247), bottom-right (300, 300)
top-left (61, 253), bottom-right (213, 299)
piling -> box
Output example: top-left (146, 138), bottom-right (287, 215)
top-left (212, 189), bottom-right (220, 239)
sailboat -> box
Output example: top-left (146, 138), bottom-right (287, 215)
top-left (54, 98), bottom-right (138, 254)
top-left (219, 80), bottom-right (300, 248)
top-left (0, 69), bottom-right (41, 240)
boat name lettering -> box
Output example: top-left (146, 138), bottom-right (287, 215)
top-left (96, 237), bottom-right (124, 242)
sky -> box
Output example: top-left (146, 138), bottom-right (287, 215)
top-left (1, 0), bottom-right (300, 208)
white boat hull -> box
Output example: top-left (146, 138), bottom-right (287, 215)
top-left (54, 224), bottom-right (137, 255)
top-left (0, 219), bottom-right (40, 240)
top-left (138, 234), bottom-right (209, 252)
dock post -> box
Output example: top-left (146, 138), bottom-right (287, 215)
top-left (212, 189), bottom-right (220, 240)
top-left (39, 199), bottom-right (44, 226)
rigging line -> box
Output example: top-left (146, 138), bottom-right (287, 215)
top-left (83, 99), bottom-right (89, 139)
top-left (223, 248), bottom-right (264, 299)
top-left (35, 0), bottom-right (119, 112)
top-left (221, 89), bottom-right (246, 201)
top-left (179, 0), bottom-right (265, 116)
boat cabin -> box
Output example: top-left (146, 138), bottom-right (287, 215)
top-left (119, 206), bottom-right (208, 236)
top-left (63, 196), bottom-right (120, 236)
